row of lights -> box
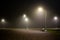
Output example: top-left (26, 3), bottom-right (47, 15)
top-left (0, 7), bottom-right (58, 24)
top-left (1, 7), bottom-right (59, 31)
top-left (23, 14), bottom-right (29, 22)
top-left (22, 14), bottom-right (58, 31)
top-left (1, 7), bottom-right (58, 24)
top-left (22, 7), bottom-right (59, 31)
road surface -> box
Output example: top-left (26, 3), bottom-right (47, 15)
top-left (0, 29), bottom-right (54, 40)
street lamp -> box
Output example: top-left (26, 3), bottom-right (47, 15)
top-left (37, 7), bottom-right (44, 12)
top-left (54, 16), bottom-right (58, 21)
top-left (24, 17), bottom-right (29, 30)
top-left (23, 14), bottom-right (29, 30)
top-left (0, 18), bottom-right (6, 28)
top-left (25, 17), bottom-right (29, 22)
top-left (53, 16), bottom-right (58, 29)
top-left (1, 18), bottom-right (6, 23)
top-left (37, 7), bottom-right (47, 31)
top-left (23, 14), bottom-right (26, 18)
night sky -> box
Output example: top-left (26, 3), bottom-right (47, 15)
top-left (0, 0), bottom-right (60, 28)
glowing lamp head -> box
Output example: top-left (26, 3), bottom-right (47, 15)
top-left (54, 16), bottom-right (58, 20)
top-left (25, 18), bottom-right (28, 22)
top-left (23, 14), bottom-right (26, 18)
top-left (37, 7), bottom-right (44, 12)
top-left (1, 19), bottom-right (5, 23)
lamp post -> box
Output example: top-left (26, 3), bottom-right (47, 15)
top-left (37, 7), bottom-right (47, 31)
top-left (23, 14), bottom-right (29, 29)
top-left (1, 18), bottom-right (6, 28)
top-left (53, 16), bottom-right (58, 29)
top-left (25, 17), bottom-right (29, 29)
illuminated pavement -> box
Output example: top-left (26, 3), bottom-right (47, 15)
top-left (14, 29), bottom-right (47, 33)
top-left (14, 29), bottom-right (54, 40)
top-left (0, 29), bottom-right (54, 40)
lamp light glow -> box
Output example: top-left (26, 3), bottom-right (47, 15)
top-left (37, 7), bottom-right (44, 12)
top-left (1, 19), bottom-right (5, 23)
top-left (23, 14), bottom-right (26, 18)
top-left (54, 16), bottom-right (58, 21)
top-left (25, 18), bottom-right (29, 22)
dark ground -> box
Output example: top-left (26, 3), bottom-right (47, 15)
top-left (0, 29), bottom-right (60, 40)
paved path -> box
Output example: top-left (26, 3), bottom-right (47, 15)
top-left (0, 29), bottom-right (54, 40)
